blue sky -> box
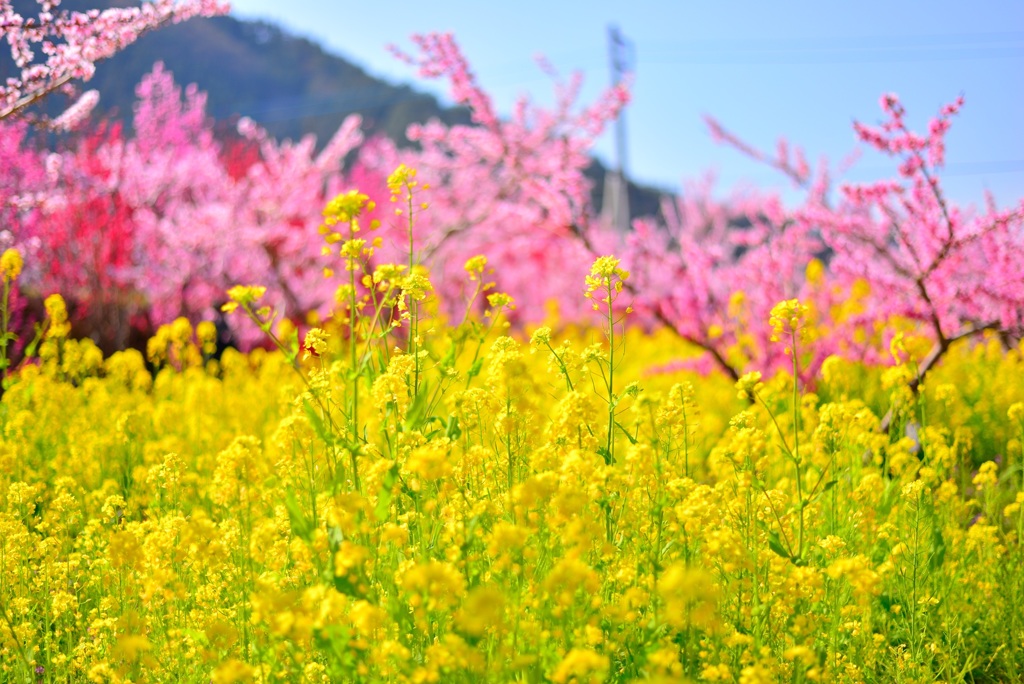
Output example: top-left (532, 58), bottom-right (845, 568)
top-left (228, 1), bottom-right (1023, 207)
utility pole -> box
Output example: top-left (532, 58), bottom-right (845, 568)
top-left (604, 24), bottom-right (633, 232)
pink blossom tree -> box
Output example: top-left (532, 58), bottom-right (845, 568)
top-left (628, 94), bottom-right (1024, 396)
top-left (366, 32), bottom-right (630, 323)
top-left (375, 33), bottom-right (830, 381)
top-left (1, 0), bottom-right (229, 349)
top-left (5, 17), bottom-right (1021, 389)
top-left (388, 34), bottom-right (1024, 394)
top-left (1, 0), bottom-right (229, 124)
top-left (805, 94), bottom-right (1024, 388)
top-left (620, 175), bottom-right (827, 382)
top-left (8, 62), bottom-right (366, 349)
top-left (612, 94), bottom-right (1024, 389)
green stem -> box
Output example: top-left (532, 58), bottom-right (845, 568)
top-left (910, 492), bottom-right (922, 658)
top-left (0, 595), bottom-right (32, 681)
top-left (1, 277), bottom-right (11, 385)
top-left (349, 249), bottom-right (361, 493)
top-left (544, 341), bottom-right (574, 392)
top-left (791, 330), bottom-right (804, 561)
top-left (506, 397), bottom-right (514, 492)
top-left (681, 399), bottom-right (690, 478)
top-left (407, 193), bottom-right (420, 399)
top-left (607, 280), bottom-right (615, 463)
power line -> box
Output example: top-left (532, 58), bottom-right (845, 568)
top-left (645, 30), bottom-right (1024, 50)
top-left (475, 31), bottom-right (1023, 77)
top-left (643, 49), bottom-right (1021, 66)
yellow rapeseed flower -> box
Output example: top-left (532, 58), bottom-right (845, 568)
top-left (211, 659), bottom-right (256, 684)
top-left (44, 293), bottom-right (71, 338)
top-left (196, 320), bottom-right (217, 355)
top-left (303, 328), bottom-right (329, 359)
top-left (530, 326), bottom-right (553, 347)
top-left (658, 563), bottom-right (719, 631)
top-left (0, 248), bottom-right (23, 282)
top-left (464, 254), bottom-right (488, 280)
top-left (584, 255), bottom-right (630, 309)
top-left (387, 163), bottom-right (416, 192)
top-left (550, 648), bottom-right (609, 684)
top-left (399, 560), bottom-right (466, 612)
top-left (323, 189), bottom-right (374, 226)
top-left (735, 371), bottom-right (763, 401)
top-left (972, 460), bottom-right (999, 490)
top-left (769, 298), bottom-right (808, 342)
top-left (454, 585), bottom-right (505, 638)
top-left (222, 284), bottom-right (266, 313)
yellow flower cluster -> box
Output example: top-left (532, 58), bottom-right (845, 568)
top-left (769, 298), bottom-right (810, 356)
top-left (387, 163), bottom-right (429, 212)
top-left (4, 226), bottom-right (1024, 682)
top-left (769, 298), bottom-right (808, 341)
top-left (221, 284), bottom-right (266, 314)
top-left (323, 189), bottom-right (374, 226)
top-left (44, 293), bottom-right (72, 338)
top-left (0, 248), bottom-right (23, 282)
top-left (583, 255), bottom-right (631, 312)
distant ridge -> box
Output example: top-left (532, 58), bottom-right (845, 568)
top-left (3, 0), bottom-right (667, 220)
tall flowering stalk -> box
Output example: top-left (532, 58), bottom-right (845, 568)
top-left (770, 299), bottom-right (809, 562)
top-left (735, 299), bottom-right (840, 566)
top-left (387, 164), bottom-right (428, 396)
top-left (0, 248), bottom-right (22, 384)
top-left (322, 189), bottom-right (379, 492)
top-left (584, 255), bottom-right (633, 465)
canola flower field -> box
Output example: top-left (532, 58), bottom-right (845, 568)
top-left (2, 179), bottom-right (1024, 684)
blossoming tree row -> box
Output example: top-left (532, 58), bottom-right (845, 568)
top-left (2, 4), bottom-right (1022, 387)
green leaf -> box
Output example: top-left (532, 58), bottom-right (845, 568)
top-left (439, 343), bottom-right (456, 370)
top-left (23, 323), bottom-right (44, 359)
top-left (302, 399), bottom-right (334, 447)
top-left (466, 358), bottom-right (484, 381)
top-left (333, 572), bottom-right (362, 598)
top-left (421, 416), bottom-right (443, 441)
top-left (287, 327), bottom-right (300, 361)
top-left (800, 479), bottom-right (835, 509)
top-left (445, 415), bottom-right (462, 441)
top-left (767, 530), bottom-right (791, 560)
top-left (258, 310), bottom-right (278, 333)
top-left (177, 628), bottom-right (210, 648)
top-left (929, 525), bottom-right (946, 569)
top-left (403, 384), bottom-right (431, 431)
top-left (614, 420), bottom-right (638, 445)
top-left (284, 491), bottom-right (314, 542)
top-left (374, 464), bottom-right (399, 522)
top-left (327, 523), bottom-right (344, 554)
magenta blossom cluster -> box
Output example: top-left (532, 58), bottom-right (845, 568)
top-left (3, 63), bottom-right (363, 348)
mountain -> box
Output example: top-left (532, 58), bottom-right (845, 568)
top-left (4, 0), bottom-right (667, 220)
